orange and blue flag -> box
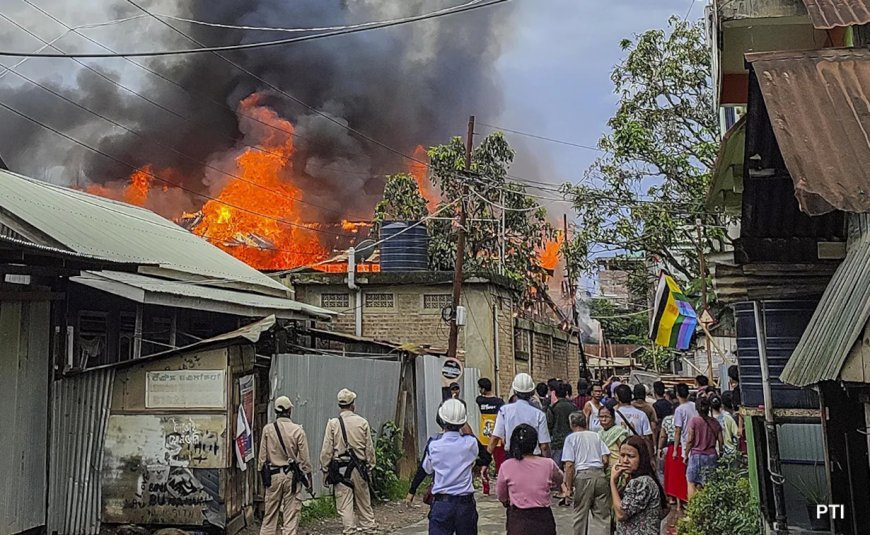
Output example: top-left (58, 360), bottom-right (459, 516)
top-left (649, 271), bottom-right (697, 350)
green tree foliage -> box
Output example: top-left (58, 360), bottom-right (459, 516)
top-left (426, 132), bottom-right (554, 286)
top-left (370, 421), bottom-right (403, 503)
top-left (562, 17), bottom-right (723, 290)
top-left (372, 173), bottom-right (429, 236)
top-left (589, 298), bottom-right (647, 345)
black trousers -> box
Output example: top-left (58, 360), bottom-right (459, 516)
top-left (506, 506), bottom-right (556, 535)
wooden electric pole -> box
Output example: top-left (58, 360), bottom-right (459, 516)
top-left (447, 116), bottom-right (474, 360)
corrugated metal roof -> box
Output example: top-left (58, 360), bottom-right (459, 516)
top-left (747, 48), bottom-right (870, 215)
top-left (72, 271), bottom-right (334, 320)
top-left (802, 0), bottom-right (870, 29)
top-left (780, 226), bottom-right (870, 386)
top-left (0, 170), bottom-right (289, 296)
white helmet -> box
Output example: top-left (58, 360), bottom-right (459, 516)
top-left (512, 372), bottom-right (535, 394)
top-left (438, 398), bottom-right (468, 426)
top-left (275, 396), bottom-right (293, 412)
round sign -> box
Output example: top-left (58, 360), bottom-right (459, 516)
top-left (441, 357), bottom-right (463, 383)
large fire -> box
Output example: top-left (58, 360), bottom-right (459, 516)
top-left (190, 95), bottom-right (327, 269)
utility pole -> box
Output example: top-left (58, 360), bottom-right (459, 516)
top-left (447, 115), bottom-right (474, 360)
top-left (696, 218), bottom-right (713, 382)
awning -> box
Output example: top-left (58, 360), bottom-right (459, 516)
top-left (780, 222), bottom-right (870, 387)
top-left (706, 116), bottom-right (745, 214)
top-left (71, 270), bottom-right (334, 321)
top-left (802, 0), bottom-right (870, 29)
top-left (747, 48), bottom-right (870, 215)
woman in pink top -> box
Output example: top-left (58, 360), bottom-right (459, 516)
top-left (496, 424), bottom-right (564, 535)
top-left (684, 396), bottom-right (723, 499)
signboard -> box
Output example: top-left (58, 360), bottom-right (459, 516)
top-left (440, 357), bottom-right (463, 387)
top-left (146, 370), bottom-right (226, 409)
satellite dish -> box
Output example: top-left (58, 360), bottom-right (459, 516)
top-left (353, 239), bottom-right (377, 263)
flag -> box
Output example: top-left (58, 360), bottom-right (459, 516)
top-left (649, 271), bottom-right (698, 350)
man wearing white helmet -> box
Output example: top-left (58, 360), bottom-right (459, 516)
top-left (320, 388), bottom-right (377, 535)
top-left (258, 395), bottom-right (312, 535)
top-left (488, 373), bottom-right (551, 457)
top-left (423, 398), bottom-right (480, 535)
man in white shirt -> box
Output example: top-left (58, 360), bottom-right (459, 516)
top-left (562, 411), bottom-right (611, 535)
top-left (423, 399), bottom-right (479, 535)
top-left (672, 383), bottom-right (698, 461)
top-left (613, 384), bottom-right (654, 457)
top-left (488, 373), bottom-right (551, 457)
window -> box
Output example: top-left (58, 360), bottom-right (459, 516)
top-left (365, 293), bottom-right (394, 308)
top-left (423, 294), bottom-right (452, 310)
top-left (321, 293), bottom-right (350, 309)
top-left (118, 312), bottom-right (136, 362)
top-left (77, 311), bottom-right (107, 368)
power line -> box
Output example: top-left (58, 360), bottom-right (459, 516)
top-left (154, 0), bottom-right (491, 34)
top-left (0, 0), bottom-right (509, 58)
top-left (13, 0), bottom-right (390, 213)
top-left (122, 0), bottom-right (436, 169)
top-left (478, 122), bottom-right (603, 152)
top-left (0, 98), bottom-right (358, 238)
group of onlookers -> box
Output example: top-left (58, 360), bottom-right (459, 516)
top-left (407, 366), bottom-right (744, 534)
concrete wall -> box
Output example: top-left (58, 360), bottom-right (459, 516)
top-left (296, 280), bottom-right (581, 398)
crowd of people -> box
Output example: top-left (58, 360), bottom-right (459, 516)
top-left (409, 366), bottom-right (745, 535)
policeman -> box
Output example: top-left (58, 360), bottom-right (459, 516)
top-left (319, 388), bottom-right (377, 535)
top-left (258, 396), bottom-right (312, 535)
top-left (423, 398), bottom-right (480, 535)
top-left (488, 373), bottom-right (552, 457)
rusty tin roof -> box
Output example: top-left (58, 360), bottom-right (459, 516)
top-left (802, 0), bottom-right (870, 29)
top-left (747, 47), bottom-right (870, 215)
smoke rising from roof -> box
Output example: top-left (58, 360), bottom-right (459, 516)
top-left (0, 0), bottom-right (513, 222)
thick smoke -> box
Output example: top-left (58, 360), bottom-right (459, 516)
top-left (0, 0), bottom-right (512, 224)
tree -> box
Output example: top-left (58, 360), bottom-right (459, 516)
top-left (372, 173), bottom-right (428, 236)
top-left (589, 298), bottom-right (647, 345)
top-left (426, 132), bottom-right (554, 287)
top-left (562, 17), bottom-right (723, 300)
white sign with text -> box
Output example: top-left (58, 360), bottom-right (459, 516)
top-left (146, 370), bottom-right (227, 409)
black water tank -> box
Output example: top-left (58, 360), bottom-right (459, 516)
top-left (379, 221), bottom-right (428, 272)
top-left (734, 300), bottom-right (819, 409)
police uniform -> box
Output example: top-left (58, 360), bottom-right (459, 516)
top-left (319, 389), bottom-right (376, 535)
top-left (424, 399), bottom-right (480, 535)
top-left (258, 398), bottom-right (312, 535)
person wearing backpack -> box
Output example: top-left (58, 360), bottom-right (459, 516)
top-left (684, 396), bottom-right (724, 499)
top-left (258, 396), bottom-right (312, 535)
top-left (319, 389), bottom-right (377, 535)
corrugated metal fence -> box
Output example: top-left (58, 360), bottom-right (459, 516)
top-left (1, 300), bottom-right (50, 535)
top-left (270, 353), bottom-right (401, 495)
top-left (47, 369), bottom-right (114, 535)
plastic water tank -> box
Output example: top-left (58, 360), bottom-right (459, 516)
top-left (734, 300), bottom-right (819, 409)
top-left (380, 221), bottom-right (428, 272)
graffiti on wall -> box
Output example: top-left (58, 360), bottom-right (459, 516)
top-left (102, 414), bottom-right (227, 525)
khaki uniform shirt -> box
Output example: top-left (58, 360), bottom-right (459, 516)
top-left (258, 417), bottom-right (312, 475)
top-left (319, 411), bottom-right (376, 469)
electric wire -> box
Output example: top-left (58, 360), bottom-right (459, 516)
top-left (478, 122), bottom-right (603, 152)
top-left (154, 0), bottom-right (491, 34)
top-left (0, 0), bottom-right (509, 58)
top-left (0, 98), bottom-right (358, 238)
top-left (12, 0), bottom-right (387, 216)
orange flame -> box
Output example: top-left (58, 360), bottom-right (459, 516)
top-left (409, 145), bottom-right (439, 211)
top-left (539, 233), bottom-right (564, 271)
top-left (86, 164), bottom-right (153, 205)
top-left (190, 94), bottom-right (328, 270)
